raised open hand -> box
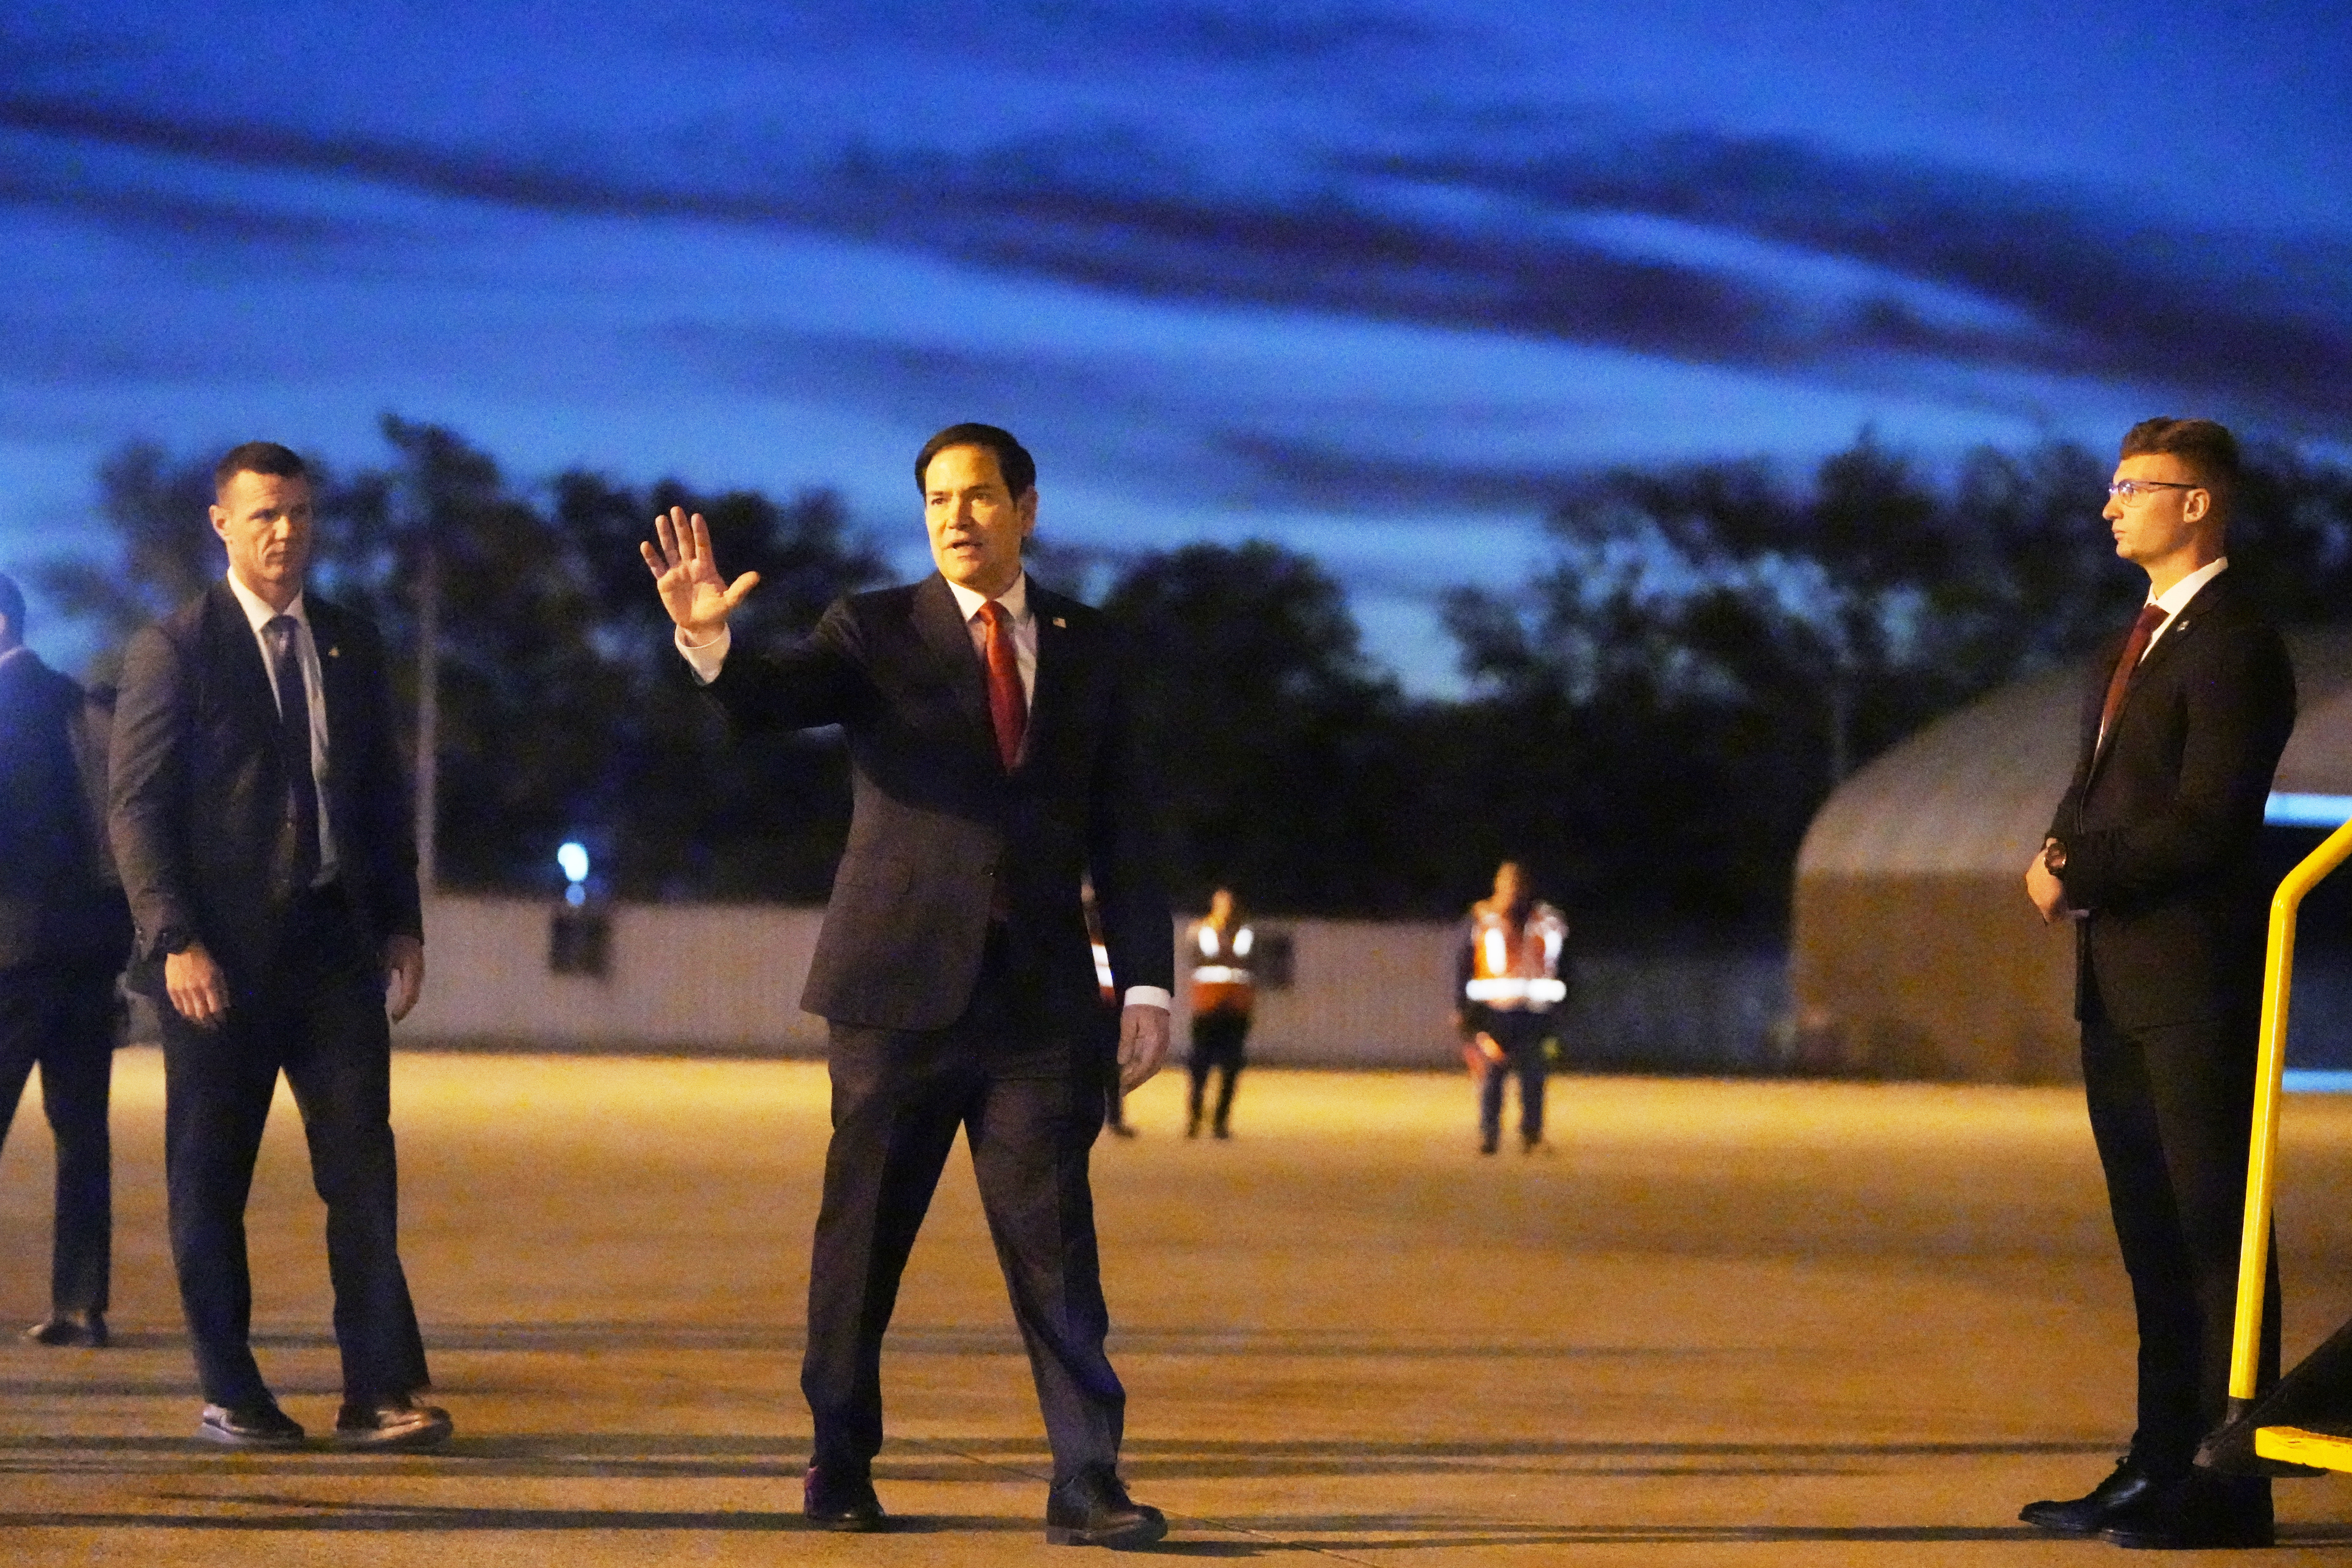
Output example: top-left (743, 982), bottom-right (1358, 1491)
top-left (640, 505), bottom-right (761, 638)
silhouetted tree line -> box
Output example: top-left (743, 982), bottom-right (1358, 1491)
top-left (36, 421), bottom-right (2352, 940)
top-left (40, 417), bottom-right (887, 899)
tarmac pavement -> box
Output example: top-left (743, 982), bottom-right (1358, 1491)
top-left (4, 1048), bottom-right (2352, 1563)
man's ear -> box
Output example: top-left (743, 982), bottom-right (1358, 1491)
top-left (2184, 488), bottom-right (2212, 525)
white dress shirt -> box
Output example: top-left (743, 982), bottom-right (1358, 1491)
top-left (224, 570), bottom-right (338, 883)
top-left (677, 576), bottom-right (1169, 1012)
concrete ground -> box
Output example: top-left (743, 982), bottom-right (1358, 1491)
top-left (5, 1049), bottom-right (2352, 1564)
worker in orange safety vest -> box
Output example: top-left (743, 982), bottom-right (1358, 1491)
top-left (1453, 860), bottom-right (1569, 1155)
top-left (1186, 888), bottom-right (1254, 1139)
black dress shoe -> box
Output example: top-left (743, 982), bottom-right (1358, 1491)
top-left (24, 1312), bottom-right (107, 1348)
top-left (2020, 1453), bottom-right (2159, 1533)
top-left (1046, 1466), bottom-right (1167, 1548)
top-left (2099, 1469), bottom-right (2273, 1550)
top-left (804, 1464), bottom-right (886, 1531)
top-left (333, 1394), bottom-right (453, 1451)
top-left (198, 1400), bottom-right (306, 1449)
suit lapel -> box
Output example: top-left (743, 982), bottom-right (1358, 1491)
top-left (308, 597), bottom-right (352, 787)
top-left (2085, 573), bottom-right (2228, 779)
top-left (911, 574), bottom-right (996, 757)
top-left (2124, 577), bottom-right (2220, 690)
top-left (1023, 585), bottom-right (1077, 772)
top-left (204, 581), bottom-right (281, 745)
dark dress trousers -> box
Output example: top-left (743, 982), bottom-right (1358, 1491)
top-left (109, 581), bottom-right (429, 1406)
top-left (701, 573), bottom-right (1172, 1484)
top-left (2048, 569), bottom-right (2296, 1477)
top-left (0, 649), bottom-right (132, 1320)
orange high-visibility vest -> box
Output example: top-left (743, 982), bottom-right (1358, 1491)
top-left (1190, 920), bottom-right (1256, 1016)
top-left (1464, 900), bottom-right (1568, 1013)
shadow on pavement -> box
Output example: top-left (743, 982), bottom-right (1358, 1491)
top-left (0, 1430), bottom-right (2121, 1484)
top-left (12, 1497), bottom-right (2349, 1552)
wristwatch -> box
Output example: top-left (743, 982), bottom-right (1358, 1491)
top-left (2042, 840), bottom-right (2068, 875)
top-left (152, 924), bottom-right (197, 958)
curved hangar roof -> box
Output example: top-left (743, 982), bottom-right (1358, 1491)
top-left (1799, 630), bottom-right (2352, 880)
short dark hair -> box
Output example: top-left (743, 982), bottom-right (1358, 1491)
top-left (0, 570), bottom-right (23, 643)
top-left (213, 440), bottom-right (310, 497)
top-left (2120, 417), bottom-right (2240, 493)
top-left (914, 423), bottom-right (1035, 499)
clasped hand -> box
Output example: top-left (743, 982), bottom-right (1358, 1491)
top-left (2025, 840), bottom-right (2071, 925)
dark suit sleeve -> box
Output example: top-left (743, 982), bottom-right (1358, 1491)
top-left (1084, 632), bottom-right (1174, 996)
top-left (349, 618), bottom-right (423, 943)
top-left (109, 621), bottom-right (196, 960)
top-left (701, 600), bottom-right (874, 733)
top-left (68, 683), bottom-right (121, 888)
top-left (2045, 667), bottom-right (2105, 844)
top-left (2058, 624), bottom-right (2295, 910)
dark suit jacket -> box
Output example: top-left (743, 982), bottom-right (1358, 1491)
top-left (109, 581), bottom-right (423, 997)
top-left (2048, 570), bottom-right (2296, 1031)
top-left (0, 649), bottom-right (131, 970)
top-left (703, 573), bottom-right (1172, 1033)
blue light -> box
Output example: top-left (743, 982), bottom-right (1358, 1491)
top-left (2284, 1070), bottom-right (2352, 1094)
top-left (557, 841), bottom-right (590, 884)
top-left (2264, 793), bottom-right (2352, 828)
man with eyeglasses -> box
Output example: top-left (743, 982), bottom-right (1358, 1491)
top-left (2021, 418), bottom-right (2296, 1549)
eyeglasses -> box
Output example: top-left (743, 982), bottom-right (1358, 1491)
top-left (2107, 479), bottom-right (2200, 501)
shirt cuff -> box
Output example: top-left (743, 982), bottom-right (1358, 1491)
top-left (1123, 986), bottom-right (1172, 1012)
top-left (675, 623), bottom-right (731, 685)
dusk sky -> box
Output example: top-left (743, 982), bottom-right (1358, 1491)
top-left (4, 1), bottom-right (2348, 689)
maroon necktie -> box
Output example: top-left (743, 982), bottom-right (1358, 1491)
top-left (2098, 602), bottom-right (2169, 744)
top-left (979, 599), bottom-right (1026, 770)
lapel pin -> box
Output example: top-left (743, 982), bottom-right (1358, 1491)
top-left (1051, 616), bottom-right (1066, 628)
top-left (327, 645), bottom-right (341, 657)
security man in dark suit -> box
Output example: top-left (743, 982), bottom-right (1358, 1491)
top-left (0, 571), bottom-right (131, 1348)
top-left (109, 442), bottom-right (445, 1451)
top-left (643, 423), bottom-right (1175, 1547)
top-left (2022, 418), bottom-right (2297, 1550)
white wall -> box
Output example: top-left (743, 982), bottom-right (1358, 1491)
top-left (400, 898), bottom-right (1463, 1066)
top-left (399, 897), bottom-right (1786, 1072)
top-left (401, 897), bottom-right (829, 1055)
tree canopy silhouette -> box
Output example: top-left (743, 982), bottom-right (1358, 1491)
top-left (37, 422), bottom-right (2352, 937)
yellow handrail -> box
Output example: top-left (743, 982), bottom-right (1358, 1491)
top-left (2228, 815), bottom-right (2352, 1411)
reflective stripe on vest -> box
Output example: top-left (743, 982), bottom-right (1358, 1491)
top-left (1464, 976), bottom-right (1568, 1004)
top-left (1467, 903), bottom-right (1567, 1011)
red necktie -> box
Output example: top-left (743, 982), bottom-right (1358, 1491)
top-left (979, 599), bottom-right (1026, 770)
top-left (2098, 602), bottom-right (2169, 744)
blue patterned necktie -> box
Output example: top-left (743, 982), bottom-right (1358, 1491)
top-left (264, 615), bottom-right (322, 889)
